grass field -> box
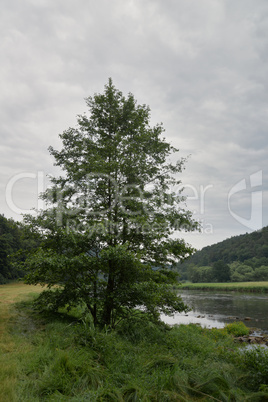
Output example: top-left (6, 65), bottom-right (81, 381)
top-left (1, 282), bottom-right (268, 400)
top-left (0, 282), bottom-right (43, 401)
top-left (181, 281), bottom-right (268, 292)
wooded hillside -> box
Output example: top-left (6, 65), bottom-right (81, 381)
top-left (178, 227), bottom-right (268, 282)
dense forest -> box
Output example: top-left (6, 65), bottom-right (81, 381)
top-left (178, 226), bottom-right (268, 283)
top-left (0, 214), bottom-right (39, 284)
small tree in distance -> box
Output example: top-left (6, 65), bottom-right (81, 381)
top-left (24, 79), bottom-right (198, 327)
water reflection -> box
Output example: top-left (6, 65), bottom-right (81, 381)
top-left (161, 290), bottom-right (268, 332)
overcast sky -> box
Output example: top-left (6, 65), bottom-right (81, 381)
top-left (1, 0), bottom-right (267, 249)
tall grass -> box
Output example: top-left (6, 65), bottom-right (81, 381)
top-left (1, 283), bottom-right (268, 401)
top-left (0, 283), bottom-right (43, 402)
top-left (181, 281), bottom-right (268, 292)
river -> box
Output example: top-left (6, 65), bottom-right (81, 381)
top-left (161, 290), bottom-right (268, 333)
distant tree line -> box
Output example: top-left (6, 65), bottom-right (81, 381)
top-left (0, 214), bottom-right (39, 284)
top-left (178, 227), bottom-right (268, 282)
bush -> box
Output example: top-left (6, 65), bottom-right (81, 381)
top-left (0, 273), bottom-right (8, 284)
top-left (240, 346), bottom-right (268, 391)
top-left (115, 313), bottom-right (168, 344)
top-left (225, 321), bottom-right (250, 337)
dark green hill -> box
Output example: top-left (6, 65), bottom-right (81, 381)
top-left (179, 227), bottom-right (268, 282)
top-left (190, 227), bottom-right (268, 265)
top-left (0, 214), bottom-right (40, 284)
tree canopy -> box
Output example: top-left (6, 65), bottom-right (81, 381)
top-left (24, 79), bottom-right (197, 327)
top-left (0, 214), bottom-right (38, 283)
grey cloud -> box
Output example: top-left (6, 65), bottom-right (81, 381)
top-left (0, 0), bottom-right (267, 248)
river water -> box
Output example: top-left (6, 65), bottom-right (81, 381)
top-left (161, 290), bottom-right (268, 333)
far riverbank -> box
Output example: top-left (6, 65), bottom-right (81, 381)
top-left (180, 281), bottom-right (268, 293)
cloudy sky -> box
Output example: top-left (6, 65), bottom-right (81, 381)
top-left (1, 0), bottom-right (267, 249)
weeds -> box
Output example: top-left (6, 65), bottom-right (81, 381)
top-left (1, 283), bottom-right (268, 401)
top-left (238, 346), bottom-right (268, 391)
top-left (225, 321), bottom-right (250, 337)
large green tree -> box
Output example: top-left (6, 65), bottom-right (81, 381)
top-left (25, 79), bottom-right (197, 327)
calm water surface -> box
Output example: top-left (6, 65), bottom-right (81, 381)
top-left (161, 290), bottom-right (268, 333)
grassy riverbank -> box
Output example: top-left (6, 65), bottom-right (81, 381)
top-left (1, 283), bottom-right (268, 401)
top-left (181, 281), bottom-right (268, 292)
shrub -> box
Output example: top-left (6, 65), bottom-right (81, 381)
top-left (225, 321), bottom-right (250, 337)
top-left (240, 346), bottom-right (268, 391)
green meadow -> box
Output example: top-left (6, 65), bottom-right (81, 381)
top-left (1, 282), bottom-right (268, 401)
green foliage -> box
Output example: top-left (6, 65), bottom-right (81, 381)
top-left (212, 260), bottom-right (231, 282)
top-left (115, 313), bottom-right (169, 344)
top-left (225, 322), bottom-right (250, 337)
top-left (239, 346), bottom-right (268, 391)
top-left (230, 262), bottom-right (268, 282)
top-left (24, 79), bottom-right (197, 327)
top-left (198, 227), bottom-right (268, 265)
top-left (0, 214), bottom-right (39, 282)
top-left (187, 261), bottom-right (231, 283)
top-left (3, 295), bottom-right (268, 401)
top-left (179, 227), bottom-right (268, 282)
top-left (0, 215), bottom-right (20, 281)
top-left (187, 265), bottom-right (214, 283)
